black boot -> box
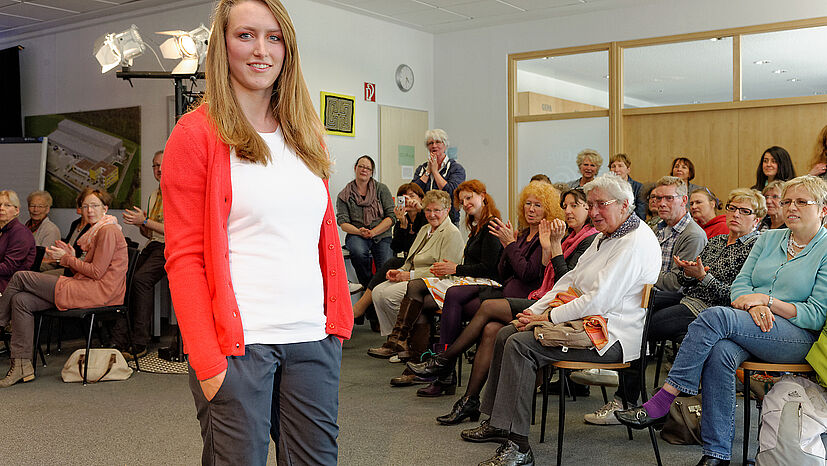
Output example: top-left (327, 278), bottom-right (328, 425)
top-left (407, 353), bottom-right (453, 377)
top-left (437, 395), bottom-right (481, 425)
top-left (417, 369), bottom-right (457, 397)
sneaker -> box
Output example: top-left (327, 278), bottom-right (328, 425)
top-left (348, 282), bottom-right (364, 294)
top-left (388, 355), bottom-right (403, 363)
top-left (570, 368), bottom-right (619, 387)
top-left (584, 398), bottom-right (624, 425)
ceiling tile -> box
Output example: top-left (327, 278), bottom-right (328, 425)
top-left (392, 7), bottom-right (467, 25)
top-left (506, 0), bottom-right (583, 9)
top-left (0, 1), bottom-right (19, 7)
top-left (1, 2), bottom-right (75, 20)
top-left (0, 12), bottom-right (40, 28)
top-left (27, 0), bottom-right (102, 13)
top-left (448, 0), bottom-right (524, 17)
top-left (422, 0), bottom-right (475, 6)
top-left (335, 0), bottom-right (425, 16)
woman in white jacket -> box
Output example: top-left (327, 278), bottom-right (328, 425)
top-left (462, 173), bottom-right (662, 465)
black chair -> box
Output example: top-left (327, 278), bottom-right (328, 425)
top-left (33, 247), bottom-right (141, 385)
top-left (31, 246), bottom-right (46, 271)
top-left (545, 284), bottom-right (662, 466)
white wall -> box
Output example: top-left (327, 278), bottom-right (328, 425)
top-left (434, 0), bottom-right (827, 217)
top-left (1, 0), bottom-right (434, 242)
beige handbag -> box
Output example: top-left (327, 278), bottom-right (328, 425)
top-left (61, 348), bottom-right (133, 383)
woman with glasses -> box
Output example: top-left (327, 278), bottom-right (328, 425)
top-left (337, 155), bottom-right (396, 289)
top-left (759, 180), bottom-right (787, 231)
top-left (689, 187), bottom-right (727, 239)
top-left (617, 175), bottom-right (827, 466)
top-left (593, 188), bottom-right (764, 426)
top-left (413, 129), bottom-right (466, 224)
top-left (0, 187), bottom-right (127, 388)
top-left (0, 190), bottom-right (36, 292)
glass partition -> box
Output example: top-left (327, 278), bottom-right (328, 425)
top-left (741, 26), bottom-right (827, 100)
top-left (623, 37), bottom-right (733, 107)
top-left (516, 51), bottom-right (608, 115)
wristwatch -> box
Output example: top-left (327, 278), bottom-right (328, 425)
top-left (767, 295), bottom-right (774, 309)
top-left (142, 218), bottom-right (148, 226)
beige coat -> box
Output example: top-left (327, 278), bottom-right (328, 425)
top-left (55, 224), bottom-right (127, 310)
top-left (401, 218), bottom-right (464, 279)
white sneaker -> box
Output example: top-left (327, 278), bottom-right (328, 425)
top-left (348, 282), bottom-right (363, 294)
top-left (584, 398), bottom-right (623, 425)
top-left (388, 355), bottom-right (403, 363)
top-left (570, 368), bottom-right (619, 387)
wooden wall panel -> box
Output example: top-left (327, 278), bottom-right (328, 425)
top-left (623, 102), bottom-right (827, 205)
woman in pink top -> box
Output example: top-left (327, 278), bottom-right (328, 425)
top-left (0, 187), bottom-right (127, 388)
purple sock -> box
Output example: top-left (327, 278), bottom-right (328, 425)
top-left (641, 389), bottom-right (676, 418)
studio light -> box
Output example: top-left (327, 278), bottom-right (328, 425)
top-left (158, 24), bottom-right (210, 74)
top-left (93, 24), bottom-right (146, 74)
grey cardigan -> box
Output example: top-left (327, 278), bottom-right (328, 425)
top-left (335, 181), bottom-right (396, 241)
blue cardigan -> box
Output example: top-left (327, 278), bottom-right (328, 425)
top-left (730, 228), bottom-right (827, 331)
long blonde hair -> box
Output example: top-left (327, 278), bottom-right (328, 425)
top-left (202, 0), bottom-right (330, 178)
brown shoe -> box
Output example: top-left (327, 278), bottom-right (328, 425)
top-left (0, 358), bottom-right (34, 388)
top-left (390, 368), bottom-right (436, 386)
top-left (367, 343), bottom-right (399, 359)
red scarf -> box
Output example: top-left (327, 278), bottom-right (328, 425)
top-left (528, 225), bottom-right (598, 300)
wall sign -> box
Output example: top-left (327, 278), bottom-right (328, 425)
top-left (364, 82), bottom-right (376, 102)
top-left (320, 92), bottom-right (355, 137)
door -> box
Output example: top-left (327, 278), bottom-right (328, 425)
top-left (379, 105), bottom-right (429, 191)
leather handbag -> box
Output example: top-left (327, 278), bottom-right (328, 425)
top-left (660, 394), bottom-right (703, 445)
top-left (61, 348), bottom-right (133, 383)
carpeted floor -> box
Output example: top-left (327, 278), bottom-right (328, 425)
top-left (0, 325), bottom-right (758, 465)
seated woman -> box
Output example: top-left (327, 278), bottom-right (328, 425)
top-left (369, 180), bottom-right (503, 363)
top-left (616, 175), bottom-right (827, 466)
top-left (752, 146), bottom-right (796, 190)
top-left (369, 190), bottom-right (464, 350)
top-left (352, 182), bottom-right (425, 323)
top-left (690, 187), bottom-right (727, 238)
top-left (587, 188), bottom-right (764, 425)
top-left (408, 187), bottom-right (598, 421)
top-left (409, 181), bottom-right (563, 396)
top-left (759, 180), bottom-right (786, 231)
top-left (0, 187), bottom-right (127, 387)
top-left (808, 124), bottom-right (827, 178)
top-left (336, 155), bottom-right (395, 288)
top-left (671, 156), bottom-right (703, 209)
top-left (0, 190), bottom-right (36, 292)
top-left (567, 148), bottom-right (602, 188)
top-left (459, 173), bottom-right (661, 465)
top-left (608, 153), bottom-right (646, 219)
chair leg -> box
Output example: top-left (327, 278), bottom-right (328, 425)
top-left (600, 386), bottom-right (608, 404)
top-left (456, 356), bottom-right (462, 388)
top-left (56, 318), bottom-right (62, 353)
top-left (32, 314), bottom-right (47, 371)
top-left (124, 312), bottom-right (140, 373)
top-left (653, 340), bottom-right (665, 389)
top-left (743, 368), bottom-right (752, 465)
top-left (619, 371), bottom-right (633, 440)
top-left (83, 314), bottom-right (96, 386)
top-left (531, 377), bottom-right (537, 425)
top-left (556, 368), bottom-right (566, 466)
top-left (540, 366), bottom-right (549, 443)
top-left (640, 356), bottom-right (662, 465)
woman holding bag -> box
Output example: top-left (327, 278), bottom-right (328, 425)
top-left (161, 0), bottom-right (351, 463)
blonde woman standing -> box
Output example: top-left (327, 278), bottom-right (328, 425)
top-left (162, 0), bottom-right (351, 463)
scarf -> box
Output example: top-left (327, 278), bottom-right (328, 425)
top-left (528, 225), bottom-right (598, 300)
top-left (337, 178), bottom-right (381, 226)
top-left (76, 214), bottom-right (122, 252)
top-left (26, 218), bottom-right (44, 233)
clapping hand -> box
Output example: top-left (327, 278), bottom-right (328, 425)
top-left (47, 240), bottom-right (74, 261)
top-left (488, 218), bottom-right (516, 247)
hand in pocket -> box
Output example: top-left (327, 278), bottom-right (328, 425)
top-left (200, 369), bottom-right (227, 401)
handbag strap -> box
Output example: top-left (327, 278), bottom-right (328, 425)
top-left (77, 352), bottom-right (118, 383)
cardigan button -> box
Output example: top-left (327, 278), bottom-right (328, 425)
top-left (233, 312), bottom-right (237, 317)
top-left (329, 323), bottom-right (335, 329)
top-left (330, 270), bottom-right (336, 277)
top-left (330, 295), bottom-right (337, 302)
top-left (328, 244), bottom-right (335, 250)
top-left (325, 219), bottom-right (333, 225)
top-left (235, 343), bottom-right (240, 348)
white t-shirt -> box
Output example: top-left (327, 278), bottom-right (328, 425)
top-left (228, 128), bottom-right (327, 344)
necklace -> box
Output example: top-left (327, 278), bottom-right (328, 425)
top-left (788, 235), bottom-right (805, 258)
top-left (789, 234), bottom-right (809, 250)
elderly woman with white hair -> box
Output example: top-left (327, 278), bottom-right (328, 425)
top-left (567, 148), bottom-right (603, 188)
top-left (617, 175), bottom-right (827, 466)
top-left (412, 129), bottom-right (466, 224)
top-left (463, 173), bottom-right (661, 465)
top-left (0, 190), bottom-right (36, 293)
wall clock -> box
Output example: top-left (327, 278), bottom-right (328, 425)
top-left (395, 64), bottom-right (414, 92)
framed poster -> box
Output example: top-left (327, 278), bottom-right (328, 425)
top-left (321, 92), bottom-right (355, 137)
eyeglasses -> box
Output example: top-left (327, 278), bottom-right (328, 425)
top-left (764, 194), bottom-right (781, 200)
top-left (649, 195), bottom-right (680, 202)
top-left (28, 204), bottom-right (48, 209)
top-left (356, 165), bottom-right (373, 172)
top-left (81, 203), bottom-right (104, 210)
top-left (425, 208), bottom-right (445, 215)
top-left (780, 199), bottom-right (820, 208)
top-left (725, 204), bottom-right (754, 216)
top-left (586, 199), bottom-right (617, 210)
top-left (0, 203), bottom-right (15, 209)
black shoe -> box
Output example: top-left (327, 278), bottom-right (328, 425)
top-left (613, 406), bottom-right (668, 430)
top-left (437, 396), bottom-right (481, 425)
top-left (407, 354), bottom-right (453, 378)
top-left (695, 456), bottom-right (729, 466)
top-left (461, 420), bottom-right (508, 443)
top-left (478, 440), bottom-right (534, 466)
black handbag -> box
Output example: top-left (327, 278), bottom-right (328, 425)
top-left (660, 394), bottom-right (703, 445)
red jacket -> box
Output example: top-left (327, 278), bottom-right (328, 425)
top-left (702, 214), bottom-right (728, 239)
top-left (162, 105), bottom-right (353, 380)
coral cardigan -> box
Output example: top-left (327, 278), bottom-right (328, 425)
top-left (162, 105), bottom-right (352, 381)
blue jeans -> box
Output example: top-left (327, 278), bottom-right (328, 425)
top-left (664, 306), bottom-right (817, 460)
top-left (345, 235), bottom-right (393, 287)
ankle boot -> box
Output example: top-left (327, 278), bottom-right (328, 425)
top-left (398, 322), bottom-right (431, 362)
top-left (417, 369), bottom-right (457, 397)
top-left (437, 395), bottom-right (482, 425)
top-left (367, 298), bottom-right (423, 358)
top-left (407, 353), bottom-right (453, 378)
top-left (0, 358), bottom-right (34, 388)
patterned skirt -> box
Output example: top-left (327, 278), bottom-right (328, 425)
top-left (421, 276), bottom-right (501, 309)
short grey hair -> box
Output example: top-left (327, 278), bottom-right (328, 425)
top-left (27, 190), bottom-right (53, 207)
top-left (424, 129), bottom-right (449, 147)
top-left (762, 179), bottom-right (785, 195)
top-left (782, 175), bottom-right (827, 204)
top-left (655, 176), bottom-right (687, 197)
top-left (422, 189), bottom-right (451, 211)
top-left (0, 190), bottom-right (20, 209)
top-left (583, 173), bottom-right (635, 216)
top-left (576, 148), bottom-right (603, 168)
